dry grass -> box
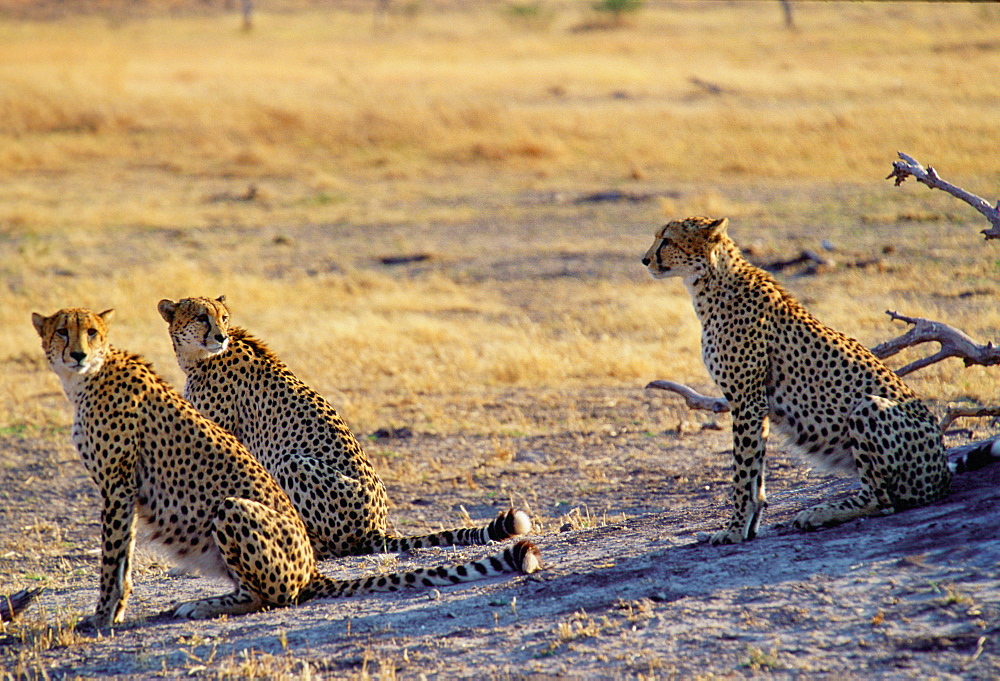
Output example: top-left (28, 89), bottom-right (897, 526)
top-left (1, 3), bottom-right (999, 232)
top-left (2, 2), bottom-right (1000, 432)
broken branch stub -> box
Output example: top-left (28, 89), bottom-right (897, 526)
top-left (887, 152), bottom-right (1000, 239)
top-left (644, 380), bottom-right (730, 413)
top-left (940, 406), bottom-right (1000, 433)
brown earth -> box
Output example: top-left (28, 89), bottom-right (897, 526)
top-left (3, 187), bottom-right (1000, 678)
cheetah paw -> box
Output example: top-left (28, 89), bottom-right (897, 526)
top-left (709, 527), bottom-right (747, 545)
top-left (793, 507), bottom-right (835, 531)
top-left (170, 601), bottom-right (207, 620)
top-left (75, 613), bottom-right (116, 632)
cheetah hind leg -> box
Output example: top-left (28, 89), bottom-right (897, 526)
top-left (793, 395), bottom-right (918, 531)
top-left (170, 498), bottom-right (315, 620)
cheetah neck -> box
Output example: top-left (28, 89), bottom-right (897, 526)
top-left (175, 341), bottom-right (227, 376)
top-left (683, 242), bottom-right (752, 317)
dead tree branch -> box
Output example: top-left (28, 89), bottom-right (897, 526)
top-left (870, 310), bottom-right (1000, 377)
top-left (648, 310), bottom-right (1000, 418)
top-left (940, 406), bottom-right (1000, 433)
top-left (887, 152), bottom-right (1000, 239)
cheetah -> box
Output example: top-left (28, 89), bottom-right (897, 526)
top-left (157, 296), bottom-right (530, 560)
top-left (642, 216), bottom-right (961, 544)
top-left (32, 307), bottom-right (540, 627)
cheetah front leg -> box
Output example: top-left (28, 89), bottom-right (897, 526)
top-left (169, 498), bottom-right (316, 620)
top-left (79, 478), bottom-right (139, 630)
top-left (711, 398), bottom-right (770, 545)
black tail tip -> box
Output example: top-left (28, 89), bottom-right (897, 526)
top-left (512, 540), bottom-right (542, 574)
top-left (953, 438), bottom-right (1000, 474)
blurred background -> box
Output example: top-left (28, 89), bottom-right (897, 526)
top-left (2, 0), bottom-right (999, 437)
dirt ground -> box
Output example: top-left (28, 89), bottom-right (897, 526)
top-left (3, 186), bottom-right (1000, 678)
top-left (3, 423), bottom-right (1000, 679)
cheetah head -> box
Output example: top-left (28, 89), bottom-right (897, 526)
top-left (641, 216), bottom-right (729, 281)
top-left (157, 296), bottom-right (231, 369)
top-left (32, 308), bottom-right (114, 379)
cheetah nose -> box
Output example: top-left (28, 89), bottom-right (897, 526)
top-left (641, 257), bottom-right (651, 266)
top-left (70, 351), bottom-right (86, 362)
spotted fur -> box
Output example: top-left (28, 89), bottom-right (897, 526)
top-left (157, 296), bottom-right (531, 560)
top-left (32, 308), bottom-right (540, 626)
top-left (642, 217), bottom-right (952, 544)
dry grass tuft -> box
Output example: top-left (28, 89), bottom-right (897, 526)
top-left (212, 648), bottom-right (318, 680)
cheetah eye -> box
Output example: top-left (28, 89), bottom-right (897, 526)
top-left (221, 316), bottom-right (229, 324)
top-left (55, 328), bottom-right (69, 340)
top-left (87, 328), bottom-right (98, 338)
top-left (197, 314), bottom-right (210, 324)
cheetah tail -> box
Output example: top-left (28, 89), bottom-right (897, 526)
top-left (950, 437), bottom-right (1000, 475)
top-left (297, 540), bottom-right (541, 604)
top-left (360, 508), bottom-right (531, 554)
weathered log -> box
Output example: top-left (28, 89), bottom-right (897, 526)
top-left (0, 588), bottom-right (42, 622)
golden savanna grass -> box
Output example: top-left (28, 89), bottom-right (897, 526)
top-left (1, 3), bottom-right (999, 230)
top-left (2, 1), bottom-right (1000, 438)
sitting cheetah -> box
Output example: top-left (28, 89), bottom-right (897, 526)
top-left (32, 307), bottom-right (540, 627)
top-left (642, 216), bottom-right (962, 544)
top-left (157, 296), bottom-right (530, 560)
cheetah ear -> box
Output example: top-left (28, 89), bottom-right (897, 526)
top-left (157, 299), bottom-right (178, 323)
top-left (216, 295), bottom-right (227, 305)
top-left (706, 217), bottom-right (729, 241)
top-left (31, 312), bottom-right (47, 338)
top-left (98, 309), bottom-right (115, 328)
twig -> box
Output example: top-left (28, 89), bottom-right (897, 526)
top-left (870, 310), bottom-right (1000, 377)
top-left (759, 249), bottom-right (829, 273)
top-left (0, 588), bottom-right (42, 622)
top-left (887, 152), bottom-right (1000, 239)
